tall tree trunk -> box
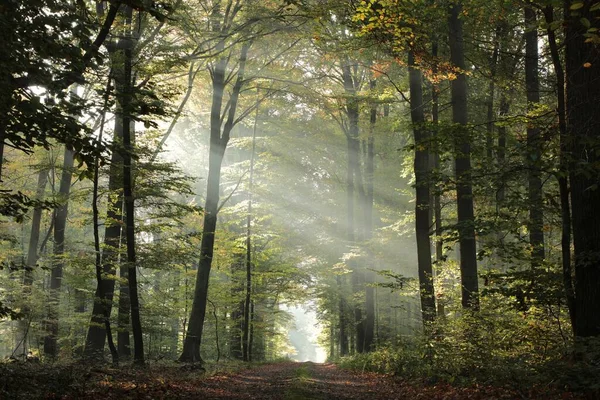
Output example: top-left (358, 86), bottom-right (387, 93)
top-left (341, 60), bottom-right (366, 353)
top-left (84, 90), bottom-right (124, 361)
top-left (44, 147), bottom-right (74, 358)
top-left (230, 261), bottom-right (244, 360)
top-left (248, 299), bottom-right (255, 362)
top-left (409, 51), bottom-right (436, 324)
top-left (449, 1), bottom-right (479, 309)
top-left (83, 3), bottom-right (127, 359)
top-left (486, 29), bottom-right (500, 162)
top-left (362, 78), bottom-right (376, 352)
top-left (89, 76), bottom-right (119, 364)
top-left (121, 15), bottom-right (144, 364)
top-left (430, 40), bottom-right (445, 318)
top-left (243, 99), bottom-right (259, 362)
top-left (117, 263), bottom-right (131, 359)
top-left (525, 6), bottom-right (545, 272)
top-left (564, 0), bottom-right (600, 339)
top-left (16, 168), bottom-right (48, 358)
top-left (180, 43), bottom-right (250, 363)
top-left (337, 275), bottom-right (349, 356)
top-left (543, 5), bottom-right (575, 332)
top-left (431, 41), bottom-right (443, 265)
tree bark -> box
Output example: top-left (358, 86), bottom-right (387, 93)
top-left (449, 1), bottom-right (479, 310)
top-left (242, 97), bottom-right (258, 362)
top-left (543, 4), bottom-right (575, 332)
top-left (89, 76), bottom-right (119, 364)
top-left (362, 78), bottom-right (376, 352)
top-left (341, 59), bottom-right (367, 353)
top-left (409, 51), bottom-right (436, 324)
top-left (525, 6), bottom-right (545, 271)
top-left (44, 147), bottom-right (74, 358)
top-left (16, 167), bottom-right (48, 358)
top-left (564, 0), bottom-right (600, 339)
top-left (84, 88), bottom-right (124, 361)
top-left (121, 25), bottom-right (144, 364)
top-left (117, 263), bottom-right (131, 359)
top-left (179, 43), bottom-right (250, 363)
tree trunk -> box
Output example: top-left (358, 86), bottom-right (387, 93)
top-left (341, 60), bottom-right (367, 353)
top-left (117, 264), bottom-right (131, 359)
top-left (449, 1), bottom-right (479, 309)
top-left (180, 44), bottom-right (250, 363)
top-left (409, 51), bottom-right (436, 324)
top-left (242, 100), bottom-right (258, 362)
top-left (16, 168), bottom-right (48, 358)
top-left (90, 83), bottom-right (119, 364)
top-left (564, 0), bottom-right (600, 339)
top-left (84, 93), bottom-right (124, 361)
top-left (362, 78), bottom-right (376, 352)
top-left (337, 275), bottom-right (349, 356)
top-left (44, 148), bottom-right (74, 358)
top-left (121, 24), bottom-right (144, 364)
top-left (83, 2), bottom-right (128, 360)
top-left (525, 6), bottom-right (545, 271)
top-left (543, 4), bottom-right (575, 332)
top-left (430, 40), bottom-right (445, 318)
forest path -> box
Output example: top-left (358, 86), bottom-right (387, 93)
top-left (3, 360), bottom-right (583, 399)
top-left (197, 361), bottom-right (391, 399)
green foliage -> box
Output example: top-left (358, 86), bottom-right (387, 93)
top-left (340, 293), bottom-right (576, 389)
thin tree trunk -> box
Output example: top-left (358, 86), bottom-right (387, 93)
top-left (341, 60), bottom-right (366, 353)
top-left (409, 51), bottom-right (436, 324)
top-left (525, 6), bottom-right (545, 272)
top-left (84, 112), bottom-right (124, 360)
top-left (248, 300), bottom-right (254, 362)
top-left (543, 4), bottom-right (575, 332)
top-left (90, 76), bottom-right (119, 364)
top-left (44, 147), bottom-right (74, 358)
top-left (180, 43), bottom-right (250, 363)
top-left (337, 275), bottom-right (349, 356)
top-left (230, 262), bottom-right (244, 359)
top-left (121, 22), bottom-right (144, 364)
top-left (117, 263), bottom-right (131, 359)
top-left (242, 97), bottom-right (259, 362)
top-left (449, 1), bottom-right (479, 310)
top-left (16, 168), bottom-right (48, 358)
top-left (84, 9), bottom-right (127, 359)
top-left (486, 29), bottom-right (500, 162)
top-left (362, 78), bottom-right (376, 352)
top-left (430, 41), bottom-right (444, 318)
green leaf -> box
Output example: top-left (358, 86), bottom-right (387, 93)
top-left (591, 2), bottom-right (600, 11)
top-left (570, 2), bottom-right (584, 10)
top-left (581, 17), bottom-right (591, 28)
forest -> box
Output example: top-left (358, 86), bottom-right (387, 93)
top-left (1, 0), bottom-right (599, 398)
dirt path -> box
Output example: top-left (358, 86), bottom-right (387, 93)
top-left (196, 361), bottom-right (392, 400)
top-left (192, 362), bottom-right (583, 400)
top-left (2, 360), bottom-right (585, 399)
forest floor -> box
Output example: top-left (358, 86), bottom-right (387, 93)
top-left (0, 360), bottom-right (588, 399)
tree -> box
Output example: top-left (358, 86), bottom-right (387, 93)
top-left (408, 51), bottom-right (436, 323)
top-left (179, 2), bottom-right (253, 358)
top-left (565, 0), bottom-right (600, 339)
top-left (524, 5), bottom-right (545, 271)
top-left (448, 1), bottom-right (479, 310)
top-left (44, 147), bottom-right (74, 358)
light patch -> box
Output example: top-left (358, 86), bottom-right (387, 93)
top-left (283, 303), bottom-right (327, 363)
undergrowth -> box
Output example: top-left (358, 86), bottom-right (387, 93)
top-left (338, 295), bottom-right (600, 395)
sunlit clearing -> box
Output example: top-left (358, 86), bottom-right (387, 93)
top-left (283, 303), bottom-right (327, 363)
